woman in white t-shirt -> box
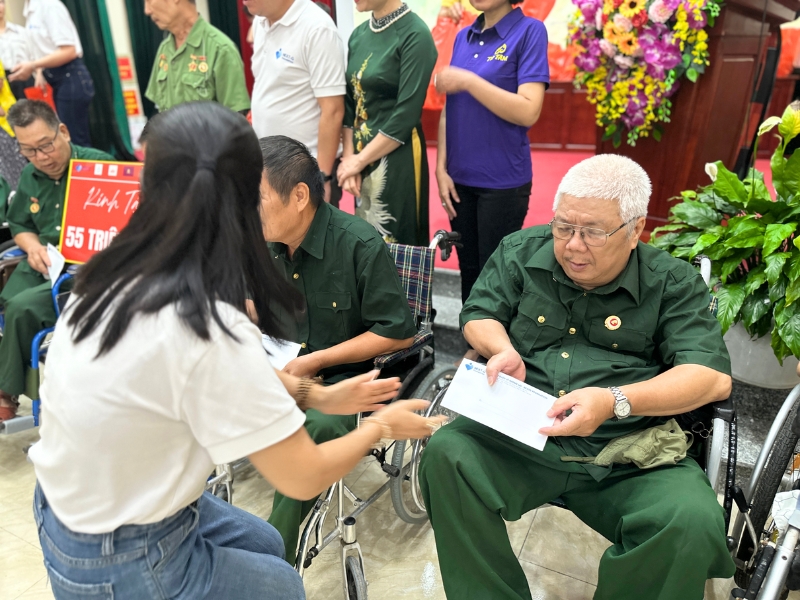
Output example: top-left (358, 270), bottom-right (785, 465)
top-left (29, 101), bottom-right (443, 600)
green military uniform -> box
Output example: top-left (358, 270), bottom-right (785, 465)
top-left (0, 144), bottom-right (112, 397)
top-left (145, 16), bottom-right (250, 113)
top-left (420, 225), bottom-right (735, 600)
top-left (266, 201), bottom-right (417, 564)
top-left (0, 175), bottom-right (10, 225)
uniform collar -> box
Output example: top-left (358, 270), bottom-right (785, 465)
top-left (468, 7), bottom-right (524, 41)
top-left (298, 201), bottom-right (331, 260)
top-left (525, 236), bottom-right (641, 304)
top-left (176, 15), bottom-right (207, 50)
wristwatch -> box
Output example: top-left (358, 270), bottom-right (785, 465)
top-left (609, 386), bottom-right (631, 420)
top-left (321, 171), bottom-right (333, 183)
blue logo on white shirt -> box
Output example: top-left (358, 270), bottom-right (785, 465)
top-left (274, 48), bottom-right (295, 64)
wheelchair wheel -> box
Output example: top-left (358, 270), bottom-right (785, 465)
top-left (344, 555), bottom-right (368, 600)
top-left (390, 364), bottom-right (458, 524)
top-left (734, 396), bottom-right (800, 592)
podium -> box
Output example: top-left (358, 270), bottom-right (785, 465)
top-left (596, 0), bottom-right (800, 231)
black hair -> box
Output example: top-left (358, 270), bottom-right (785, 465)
top-left (259, 135), bottom-right (324, 209)
top-left (7, 99), bottom-right (60, 131)
top-left (138, 113), bottom-right (162, 147)
top-left (68, 101), bottom-right (300, 354)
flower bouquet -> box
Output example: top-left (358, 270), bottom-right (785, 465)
top-left (571, 0), bottom-right (722, 146)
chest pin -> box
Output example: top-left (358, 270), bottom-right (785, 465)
top-left (604, 316), bottom-right (621, 330)
top-left (30, 197), bottom-right (40, 214)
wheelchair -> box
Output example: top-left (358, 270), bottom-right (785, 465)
top-left (0, 237), bottom-right (74, 436)
top-left (207, 229), bottom-right (462, 600)
top-left (728, 382), bottom-right (800, 599)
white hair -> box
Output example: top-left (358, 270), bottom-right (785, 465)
top-left (553, 154), bottom-right (651, 231)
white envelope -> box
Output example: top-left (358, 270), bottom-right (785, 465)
top-left (46, 244), bottom-right (65, 288)
top-left (441, 359), bottom-right (556, 451)
top-left (261, 335), bottom-right (302, 370)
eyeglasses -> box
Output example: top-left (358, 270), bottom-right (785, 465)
top-left (549, 218), bottom-right (636, 247)
top-left (18, 130), bottom-right (60, 159)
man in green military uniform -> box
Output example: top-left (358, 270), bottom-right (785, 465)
top-left (420, 154), bottom-right (735, 600)
top-left (0, 100), bottom-right (111, 422)
top-left (145, 0), bottom-right (250, 113)
top-left (257, 136), bottom-right (417, 564)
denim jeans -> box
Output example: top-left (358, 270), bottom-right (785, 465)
top-left (43, 58), bottom-right (94, 147)
top-left (34, 484), bottom-right (305, 600)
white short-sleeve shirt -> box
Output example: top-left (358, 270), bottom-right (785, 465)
top-left (23, 0), bottom-right (83, 60)
top-left (0, 23), bottom-right (32, 70)
top-left (250, 0), bottom-right (346, 158)
top-left (29, 299), bottom-right (305, 534)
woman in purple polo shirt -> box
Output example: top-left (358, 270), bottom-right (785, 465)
top-left (434, 0), bottom-right (548, 306)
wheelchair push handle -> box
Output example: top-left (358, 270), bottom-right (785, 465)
top-left (429, 230), bottom-right (462, 262)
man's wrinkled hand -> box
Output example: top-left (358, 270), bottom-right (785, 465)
top-left (538, 387), bottom-right (615, 438)
top-left (283, 353), bottom-right (323, 378)
top-left (27, 244), bottom-right (51, 276)
top-left (315, 370), bottom-right (401, 415)
top-left (485, 347), bottom-right (526, 385)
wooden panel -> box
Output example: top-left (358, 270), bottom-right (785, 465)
top-left (567, 88), bottom-right (597, 149)
top-left (529, 85), bottom-right (567, 149)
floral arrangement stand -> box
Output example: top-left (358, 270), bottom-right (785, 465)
top-left (586, 0), bottom-right (798, 231)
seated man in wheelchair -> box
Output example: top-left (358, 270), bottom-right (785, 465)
top-left (420, 154), bottom-right (735, 600)
top-left (257, 135), bottom-right (417, 564)
top-left (0, 100), bottom-right (111, 422)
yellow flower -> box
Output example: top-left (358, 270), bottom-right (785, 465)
top-left (616, 32), bottom-right (639, 55)
top-left (603, 21), bottom-right (622, 43)
top-left (619, 0), bottom-right (645, 18)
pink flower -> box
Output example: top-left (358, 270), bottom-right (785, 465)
top-left (599, 38), bottom-right (617, 57)
top-left (595, 8), bottom-right (603, 29)
top-left (648, 0), bottom-right (674, 23)
top-left (613, 13), bottom-right (633, 32)
top-left (614, 54), bottom-right (635, 69)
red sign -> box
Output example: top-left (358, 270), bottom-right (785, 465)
top-left (117, 57), bottom-right (133, 81)
top-left (122, 90), bottom-right (140, 116)
top-left (59, 160), bottom-right (142, 264)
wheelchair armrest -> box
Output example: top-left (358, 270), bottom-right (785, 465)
top-left (710, 396), bottom-right (734, 423)
top-left (373, 329), bottom-right (433, 370)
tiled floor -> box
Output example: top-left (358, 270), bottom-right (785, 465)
top-left (0, 397), bottom-right (778, 600)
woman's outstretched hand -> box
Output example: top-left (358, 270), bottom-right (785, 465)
top-left (315, 370), bottom-right (401, 415)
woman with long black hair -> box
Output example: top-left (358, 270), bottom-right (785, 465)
top-left (29, 101), bottom-right (441, 600)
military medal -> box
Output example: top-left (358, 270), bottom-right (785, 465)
top-left (189, 62), bottom-right (197, 72)
top-left (30, 197), bottom-right (40, 214)
top-left (605, 316), bottom-right (621, 330)
top-left (198, 62), bottom-right (209, 73)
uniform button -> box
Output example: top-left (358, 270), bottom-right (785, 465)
top-left (473, 53), bottom-right (478, 58)
top-left (569, 327), bottom-right (576, 334)
top-left (612, 343), bottom-right (618, 349)
top-left (300, 343), bottom-right (307, 349)
top-left (583, 293), bottom-right (587, 296)
top-left (55, 203), bottom-right (60, 208)
top-left (537, 316), bottom-right (545, 323)
top-left (332, 301), bottom-right (337, 308)
top-left (558, 390), bottom-right (566, 397)
top-left (293, 273), bottom-right (299, 280)
top-left (55, 226), bottom-right (61, 231)
top-left (561, 352), bottom-right (569, 359)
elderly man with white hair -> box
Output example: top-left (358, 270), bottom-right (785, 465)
top-left (420, 154), bottom-right (734, 600)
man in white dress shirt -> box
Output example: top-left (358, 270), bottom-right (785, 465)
top-left (245, 0), bottom-right (346, 205)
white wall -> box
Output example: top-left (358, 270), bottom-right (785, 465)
top-left (5, 0), bottom-right (23, 25)
top-left (195, 0), bottom-right (210, 21)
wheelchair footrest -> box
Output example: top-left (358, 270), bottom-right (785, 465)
top-left (0, 415), bottom-right (35, 434)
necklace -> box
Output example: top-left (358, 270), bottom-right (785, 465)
top-left (370, 3), bottom-right (410, 33)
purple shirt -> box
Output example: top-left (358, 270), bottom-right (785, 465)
top-left (446, 9), bottom-right (549, 189)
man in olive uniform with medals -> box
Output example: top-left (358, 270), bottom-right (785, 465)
top-left (0, 100), bottom-right (111, 422)
top-left (144, 0), bottom-right (250, 113)
top-left (257, 136), bottom-right (417, 564)
top-left (420, 155), bottom-right (736, 600)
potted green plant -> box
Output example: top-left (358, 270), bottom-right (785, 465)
top-left (650, 102), bottom-right (800, 387)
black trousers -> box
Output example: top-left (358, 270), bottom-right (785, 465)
top-left (451, 181), bottom-right (531, 304)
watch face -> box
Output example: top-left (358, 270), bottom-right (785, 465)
top-left (615, 400), bottom-right (632, 418)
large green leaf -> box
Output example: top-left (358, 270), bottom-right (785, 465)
top-left (690, 232), bottom-right (722, 257)
top-left (724, 218), bottom-right (765, 248)
top-left (651, 224), bottom-right (689, 235)
top-left (715, 282), bottom-right (746, 334)
top-left (788, 277), bottom-right (800, 306)
top-left (719, 249), bottom-right (754, 282)
top-left (744, 265), bottom-right (768, 295)
top-left (649, 232), bottom-right (678, 250)
top-left (772, 322), bottom-right (794, 364)
top-left (763, 223), bottom-right (797, 257)
top-left (741, 287), bottom-right (771, 327)
top-left (778, 312), bottom-right (800, 358)
top-left (671, 232), bottom-right (702, 247)
top-left (779, 151), bottom-right (800, 199)
top-left (671, 200), bottom-right (722, 229)
top-left (787, 251), bottom-right (800, 281)
top-left (772, 141), bottom-right (788, 198)
top-left (713, 164), bottom-right (748, 204)
top-left (766, 252), bottom-right (792, 284)
top-left (771, 277), bottom-right (788, 303)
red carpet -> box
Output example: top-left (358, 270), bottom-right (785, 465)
top-left (339, 148), bottom-right (593, 270)
top-left (340, 151), bottom-right (770, 271)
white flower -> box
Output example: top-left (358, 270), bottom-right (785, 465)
top-left (614, 54), bottom-right (634, 69)
top-left (705, 162), bottom-right (718, 182)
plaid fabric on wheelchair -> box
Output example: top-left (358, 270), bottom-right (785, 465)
top-left (386, 244), bottom-right (436, 324)
top-left (372, 244), bottom-right (436, 370)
